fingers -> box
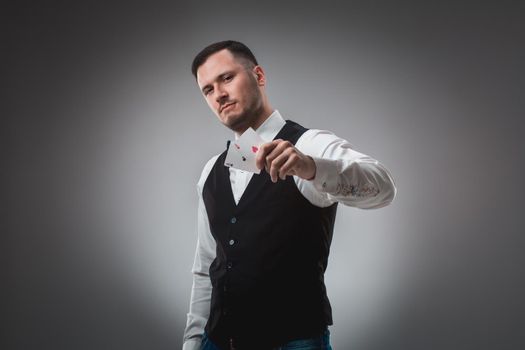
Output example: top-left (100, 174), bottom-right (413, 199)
top-left (255, 139), bottom-right (301, 182)
top-left (277, 153), bottom-right (299, 179)
top-left (269, 149), bottom-right (294, 182)
top-left (265, 140), bottom-right (293, 172)
top-left (255, 140), bottom-right (280, 170)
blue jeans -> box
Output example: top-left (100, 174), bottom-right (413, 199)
top-left (200, 329), bottom-right (333, 350)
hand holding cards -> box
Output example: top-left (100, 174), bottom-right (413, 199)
top-left (224, 127), bottom-right (266, 174)
top-left (255, 139), bottom-right (317, 183)
top-left (224, 128), bottom-right (317, 182)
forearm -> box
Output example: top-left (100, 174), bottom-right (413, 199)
top-left (295, 129), bottom-right (396, 209)
top-left (311, 156), bottom-right (396, 209)
top-left (183, 268), bottom-right (212, 350)
top-left (183, 176), bottom-right (217, 349)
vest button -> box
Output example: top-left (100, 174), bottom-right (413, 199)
top-left (230, 217), bottom-right (237, 224)
top-left (227, 261), bottom-right (233, 269)
top-left (229, 239), bottom-right (235, 246)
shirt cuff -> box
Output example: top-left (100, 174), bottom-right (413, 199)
top-left (182, 339), bottom-right (201, 350)
top-left (310, 157), bottom-right (343, 193)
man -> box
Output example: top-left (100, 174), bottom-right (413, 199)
top-left (183, 40), bottom-right (396, 350)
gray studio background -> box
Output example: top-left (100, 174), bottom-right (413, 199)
top-left (4, 1), bottom-right (525, 349)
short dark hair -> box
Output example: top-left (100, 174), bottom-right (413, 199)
top-left (191, 40), bottom-right (258, 79)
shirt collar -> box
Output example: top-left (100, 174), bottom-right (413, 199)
top-left (234, 109), bottom-right (285, 142)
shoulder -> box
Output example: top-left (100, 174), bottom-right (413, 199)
top-left (196, 153), bottom-right (222, 195)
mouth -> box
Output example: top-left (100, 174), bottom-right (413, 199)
top-left (221, 102), bottom-right (235, 113)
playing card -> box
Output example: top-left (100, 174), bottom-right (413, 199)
top-left (224, 141), bottom-right (248, 171)
top-left (224, 127), bottom-right (265, 173)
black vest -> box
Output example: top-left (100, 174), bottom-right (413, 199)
top-left (202, 120), bottom-right (338, 350)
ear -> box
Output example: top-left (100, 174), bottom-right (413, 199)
top-left (252, 66), bottom-right (266, 86)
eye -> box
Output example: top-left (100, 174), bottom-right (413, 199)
top-left (203, 87), bottom-right (213, 96)
top-left (224, 74), bottom-right (233, 82)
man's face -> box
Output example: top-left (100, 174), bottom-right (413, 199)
top-left (196, 49), bottom-right (263, 132)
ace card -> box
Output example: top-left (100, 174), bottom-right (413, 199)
top-left (224, 127), bottom-right (266, 173)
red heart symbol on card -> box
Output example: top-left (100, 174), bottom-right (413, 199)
top-left (251, 146), bottom-right (259, 153)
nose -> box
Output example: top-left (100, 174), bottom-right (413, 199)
top-left (215, 86), bottom-right (228, 104)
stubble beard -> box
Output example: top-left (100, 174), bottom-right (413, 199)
top-left (222, 83), bottom-right (264, 133)
top-left (225, 100), bottom-right (263, 133)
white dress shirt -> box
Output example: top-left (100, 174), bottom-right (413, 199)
top-left (182, 110), bottom-right (396, 350)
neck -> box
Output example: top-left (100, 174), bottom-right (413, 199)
top-left (235, 103), bottom-right (273, 136)
top-left (252, 104), bottom-right (274, 131)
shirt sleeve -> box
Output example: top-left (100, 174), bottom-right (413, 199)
top-left (182, 156), bottom-right (218, 350)
top-left (294, 129), bottom-right (397, 209)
